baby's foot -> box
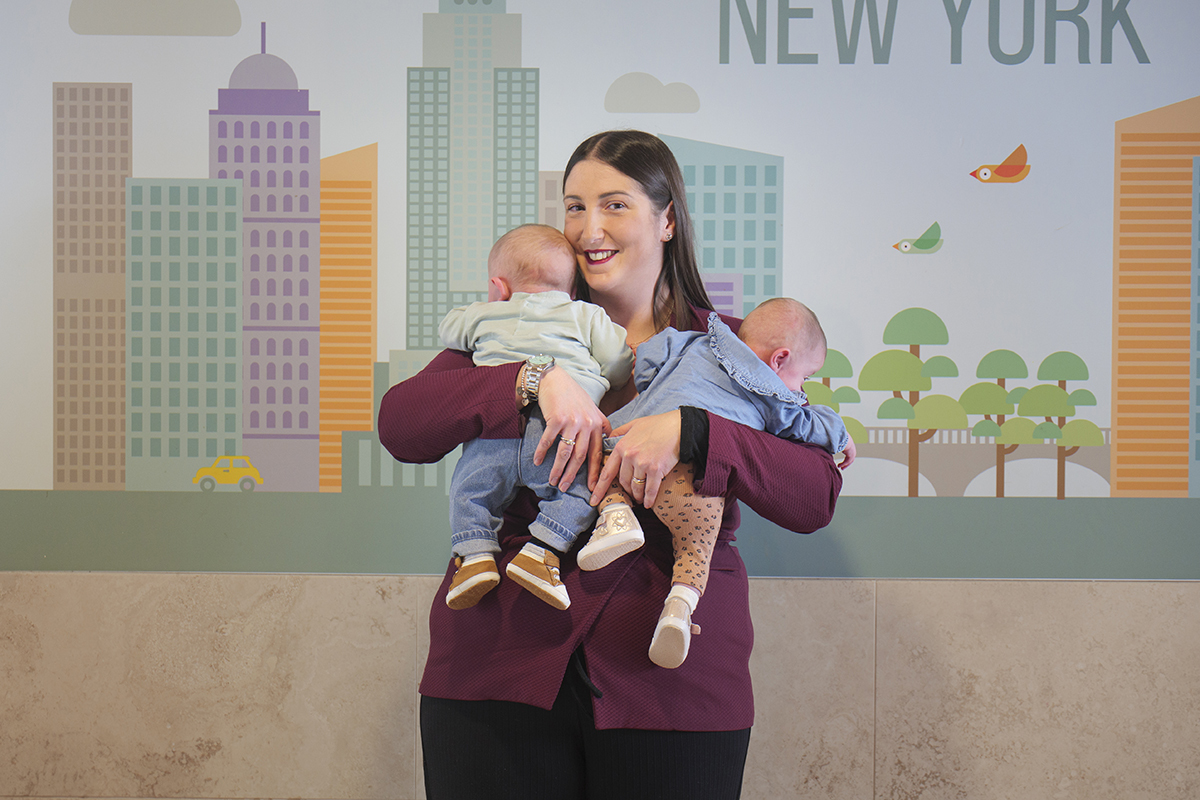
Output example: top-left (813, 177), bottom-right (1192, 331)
top-left (446, 554), bottom-right (500, 610)
top-left (577, 503), bottom-right (645, 571)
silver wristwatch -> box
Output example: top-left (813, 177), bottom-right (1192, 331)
top-left (519, 354), bottom-right (555, 407)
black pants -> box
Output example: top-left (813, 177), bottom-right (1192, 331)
top-left (420, 652), bottom-right (751, 799)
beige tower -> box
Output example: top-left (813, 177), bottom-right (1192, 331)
top-left (52, 83), bottom-right (132, 490)
top-left (318, 144), bottom-right (378, 491)
top-left (1110, 95), bottom-right (1200, 497)
top-left (538, 170), bottom-right (565, 230)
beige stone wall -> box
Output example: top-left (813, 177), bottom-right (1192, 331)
top-left (1, 573), bottom-right (1196, 798)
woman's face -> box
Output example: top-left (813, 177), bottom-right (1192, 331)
top-left (562, 158), bottom-right (674, 301)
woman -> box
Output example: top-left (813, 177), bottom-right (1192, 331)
top-left (378, 130), bottom-right (843, 799)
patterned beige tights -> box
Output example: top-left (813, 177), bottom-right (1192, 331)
top-left (600, 461), bottom-right (724, 596)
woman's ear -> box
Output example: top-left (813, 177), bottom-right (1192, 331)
top-left (661, 201), bottom-right (676, 242)
top-left (488, 276), bottom-right (512, 302)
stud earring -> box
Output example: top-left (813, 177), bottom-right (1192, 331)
top-left (665, 232), bottom-right (674, 241)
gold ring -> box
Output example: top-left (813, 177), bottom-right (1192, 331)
top-left (560, 437), bottom-right (576, 447)
top-left (631, 477), bottom-right (646, 484)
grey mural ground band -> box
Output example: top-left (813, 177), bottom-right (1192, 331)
top-left (1, 491), bottom-right (1196, 580)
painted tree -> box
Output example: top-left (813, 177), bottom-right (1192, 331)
top-left (960, 349), bottom-right (1029, 497)
top-left (858, 308), bottom-right (955, 496)
top-left (804, 377), bottom-right (868, 451)
top-left (1017, 351), bottom-right (1103, 498)
top-left (807, 348), bottom-right (866, 447)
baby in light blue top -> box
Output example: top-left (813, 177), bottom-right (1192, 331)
top-left (580, 297), bottom-right (856, 668)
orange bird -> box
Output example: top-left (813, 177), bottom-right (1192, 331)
top-left (970, 144), bottom-right (1030, 183)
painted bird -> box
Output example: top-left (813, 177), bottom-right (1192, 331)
top-left (970, 144), bottom-right (1030, 183)
top-left (893, 221), bottom-right (942, 254)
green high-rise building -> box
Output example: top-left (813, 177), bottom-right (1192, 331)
top-left (406, 0), bottom-right (539, 350)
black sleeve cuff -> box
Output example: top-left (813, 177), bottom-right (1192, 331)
top-left (678, 406), bottom-right (710, 483)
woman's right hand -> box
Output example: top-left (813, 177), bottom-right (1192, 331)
top-left (532, 366), bottom-right (611, 491)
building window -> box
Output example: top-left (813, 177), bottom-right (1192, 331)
top-left (218, 121), bottom-right (228, 138)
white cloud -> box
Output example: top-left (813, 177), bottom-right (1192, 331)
top-left (604, 72), bottom-right (699, 114)
top-left (69, 0), bottom-right (241, 36)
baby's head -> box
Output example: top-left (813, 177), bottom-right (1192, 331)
top-left (487, 224), bottom-right (578, 302)
top-left (738, 297), bottom-right (827, 393)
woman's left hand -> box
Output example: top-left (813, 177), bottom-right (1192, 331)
top-left (591, 409), bottom-right (681, 508)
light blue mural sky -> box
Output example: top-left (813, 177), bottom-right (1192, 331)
top-left (2, 0), bottom-right (1199, 490)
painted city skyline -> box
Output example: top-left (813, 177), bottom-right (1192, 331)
top-left (9, 0), bottom-right (1200, 498)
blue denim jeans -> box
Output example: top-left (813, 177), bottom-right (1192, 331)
top-left (449, 409), bottom-right (597, 557)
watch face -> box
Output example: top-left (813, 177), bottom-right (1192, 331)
top-left (529, 354), bottom-right (553, 368)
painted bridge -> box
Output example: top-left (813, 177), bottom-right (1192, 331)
top-left (855, 427), bottom-right (1111, 497)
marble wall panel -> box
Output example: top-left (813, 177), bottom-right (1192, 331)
top-left (875, 580), bottom-right (1200, 800)
top-left (3, 574), bottom-right (1199, 800)
top-left (0, 572), bottom-right (430, 799)
top-left (744, 579), bottom-right (876, 800)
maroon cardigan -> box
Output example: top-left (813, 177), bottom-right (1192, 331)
top-left (377, 309), bottom-right (842, 731)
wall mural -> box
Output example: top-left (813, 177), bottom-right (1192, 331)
top-left (2, 0), bottom-right (1198, 575)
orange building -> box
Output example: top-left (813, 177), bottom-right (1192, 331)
top-left (318, 144), bottom-right (378, 492)
top-left (1111, 95), bottom-right (1200, 497)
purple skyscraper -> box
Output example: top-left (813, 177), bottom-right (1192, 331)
top-left (209, 24), bottom-right (320, 491)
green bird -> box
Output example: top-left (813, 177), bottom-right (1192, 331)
top-left (892, 221), bottom-right (942, 254)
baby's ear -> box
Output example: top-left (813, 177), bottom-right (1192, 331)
top-left (768, 347), bottom-right (791, 374)
top-left (488, 276), bottom-right (512, 302)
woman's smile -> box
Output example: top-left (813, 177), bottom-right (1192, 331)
top-left (583, 249), bottom-right (617, 265)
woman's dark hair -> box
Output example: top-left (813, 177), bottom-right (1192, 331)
top-left (564, 130), bottom-right (713, 331)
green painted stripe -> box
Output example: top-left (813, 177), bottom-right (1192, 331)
top-left (1, 491), bottom-right (1196, 580)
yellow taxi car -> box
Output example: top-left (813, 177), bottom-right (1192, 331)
top-left (193, 456), bottom-right (264, 492)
